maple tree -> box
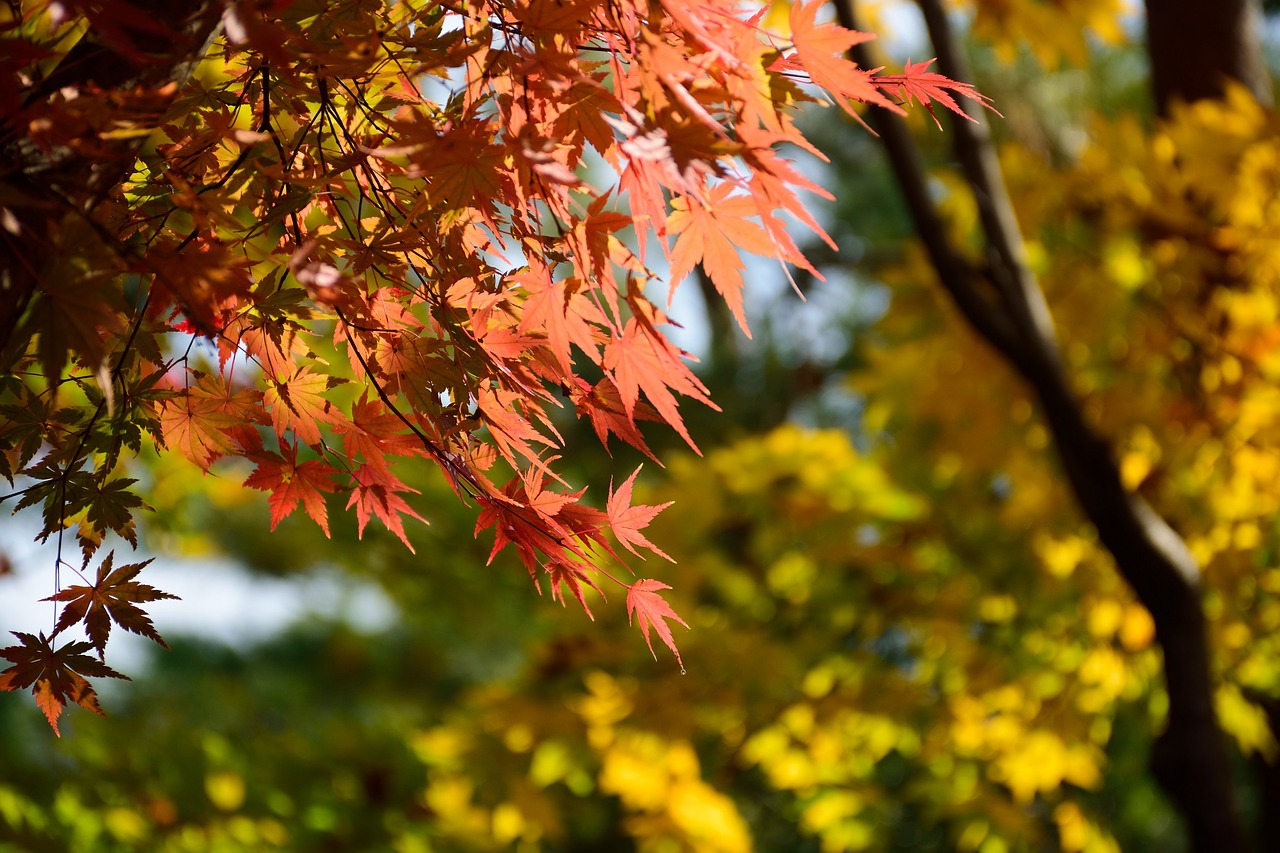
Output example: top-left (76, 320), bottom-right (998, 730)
top-left (3, 0), bottom-right (1280, 849)
top-left (5, 0), bottom-right (1274, 845)
top-left (0, 0), bottom-right (986, 731)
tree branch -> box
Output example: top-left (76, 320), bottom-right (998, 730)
top-left (0, 0), bottom-right (224, 356)
top-left (839, 0), bottom-right (1248, 847)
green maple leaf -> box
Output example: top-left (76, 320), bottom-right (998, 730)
top-left (82, 477), bottom-right (150, 550)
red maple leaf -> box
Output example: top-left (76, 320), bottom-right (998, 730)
top-left (625, 579), bottom-right (689, 671)
top-left (873, 59), bottom-right (999, 129)
top-left (544, 558), bottom-right (604, 618)
top-left (570, 376), bottom-right (662, 462)
top-left (0, 631), bottom-right (130, 735)
top-left (346, 465), bottom-right (428, 551)
top-left (334, 391), bottom-right (425, 476)
top-left (476, 477), bottom-right (590, 572)
top-left (243, 449), bottom-right (339, 535)
top-left (43, 552), bottom-right (178, 657)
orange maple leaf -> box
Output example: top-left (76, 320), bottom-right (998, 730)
top-left (667, 184), bottom-right (770, 334)
top-left (346, 465), bottom-right (428, 551)
top-left (159, 372), bottom-right (263, 470)
top-left (604, 319), bottom-right (716, 452)
top-left (263, 366), bottom-right (346, 447)
top-left (516, 264), bottom-right (609, 375)
top-left (785, 0), bottom-right (899, 115)
top-left (625, 579), bottom-right (689, 671)
top-left (608, 467), bottom-right (674, 560)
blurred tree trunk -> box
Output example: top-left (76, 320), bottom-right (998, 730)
top-left (1147, 0), bottom-right (1272, 113)
top-left (839, 0), bottom-right (1261, 848)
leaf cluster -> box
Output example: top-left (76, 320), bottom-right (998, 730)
top-left (0, 0), bottom-right (987, 730)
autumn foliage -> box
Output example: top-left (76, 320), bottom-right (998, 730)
top-left (0, 0), bottom-right (987, 731)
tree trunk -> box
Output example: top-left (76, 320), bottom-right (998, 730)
top-left (837, 0), bottom-right (1251, 848)
top-left (1146, 0), bottom-right (1272, 113)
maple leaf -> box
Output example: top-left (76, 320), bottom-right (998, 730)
top-left (475, 476), bottom-right (602, 585)
top-left (243, 450), bottom-right (339, 536)
top-left (545, 559), bottom-right (604, 618)
top-left (565, 195), bottom-right (634, 291)
top-left (0, 631), bottom-right (130, 735)
top-left (625, 579), bottom-right (689, 671)
top-left (522, 465), bottom-right (582, 523)
top-left (346, 465), bottom-right (428, 552)
top-left (667, 184), bottom-right (770, 334)
top-left (159, 372), bottom-right (264, 470)
top-left (873, 59), bottom-right (999, 129)
top-left (608, 467), bottom-right (674, 560)
top-left (147, 237), bottom-right (252, 336)
top-left (784, 0), bottom-right (899, 115)
top-left (44, 552), bottom-right (178, 657)
top-left (263, 366), bottom-right (346, 447)
top-left (336, 391), bottom-right (425, 474)
top-left (604, 319), bottom-right (717, 451)
top-left (22, 264), bottom-right (125, 390)
top-left (570, 376), bottom-right (662, 462)
top-left (515, 264), bottom-right (609, 375)
top-left (81, 477), bottom-right (149, 550)
top-left (476, 386), bottom-right (561, 469)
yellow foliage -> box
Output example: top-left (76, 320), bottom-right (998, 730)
top-left (667, 780), bottom-right (752, 853)
top-left (1054, 802), bottom-right (1120, 853)
top-left (600, 731), bottom-right (751, 852)
top-left (1215, 684), bottom-right (1279, 761)
top-left (204, 772), bottom-right (245, 813)
top-left (1117, 605), bottom-right (1155, 652)
top-left (960, 0), bottom-right (1125, 66)
top-left (990, 730), bottom-right (1098, 804)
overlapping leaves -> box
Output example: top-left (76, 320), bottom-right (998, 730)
top-left (0, 0), bottom-right (987, 730)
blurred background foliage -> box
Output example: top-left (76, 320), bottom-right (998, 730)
top-left (5, 0), bottom-right (1280, 850)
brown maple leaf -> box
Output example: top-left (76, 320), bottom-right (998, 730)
top-left (44, 552), bottom-right (178, 657)
top-left (0, 632), bottom-right (130, 735)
